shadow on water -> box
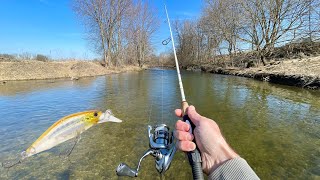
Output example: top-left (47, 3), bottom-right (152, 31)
top-left (57, 169), bottom-right (71, 179)
top-left (0, 70), bottom-right (319, 179)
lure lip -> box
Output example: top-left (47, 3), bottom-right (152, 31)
top-left (98, 109), bottom-right (122, 123)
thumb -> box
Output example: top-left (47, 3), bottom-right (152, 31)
top-left (186, 106), bottom-right (202, 126)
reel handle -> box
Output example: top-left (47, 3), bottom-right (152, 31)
top-left (116, 163), bottom-right (138, 177)
top-left (182, 102), bottom-right (204, 180)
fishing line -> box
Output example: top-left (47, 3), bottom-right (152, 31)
top-left (147, 93), bottom-right (153, 124)
top-left (160, 2), bottom-right (171, 125)
top-left (116, 0), bottom-right (206, 177)
top-left (161, 62), bottom-right (164, 124)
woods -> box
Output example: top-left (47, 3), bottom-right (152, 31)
top-left (72, 0), bottom-right (158, 67)
top-left (0, 1), bottom-right (319, 88)
top-left (174, 0), bottom-right (320, 67)
top-left (72, 0), bottom-right (320, 69)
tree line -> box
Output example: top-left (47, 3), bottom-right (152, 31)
top-left (73, 0), bottom-right (159, 67)
top-left (174, 0), bottom-right (320, 67)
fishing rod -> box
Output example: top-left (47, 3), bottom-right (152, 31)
top-left (164, 3), bottom-right (204, 180)
top-left (116, 2), bottom-right (203, 179)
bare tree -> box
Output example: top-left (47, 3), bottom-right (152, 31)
top-left (73, 0), bottom-right (131, 66)
top-left (237, 0), bottom-right (311, 65)
top-left (125, 0), bottom-right (159, 67)
top-left (205, 0), bottom-right (241, 54)
top-left (199, 15), bottom-right (224, 61)
top-left (175, 20), bottom-right (197, 66)
top-left (175, 16), bottom-right (224, 66)
top-left (203, 0), bottom-right (312, 65)
top-left (305, 0), bottom-right (320, 41)
top-left (203, 0), bottom-right (243, 66)
top-left (73, 0), bottom-right (158, 67)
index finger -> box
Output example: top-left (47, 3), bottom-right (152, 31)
top-left (175, 109), bottom-right (183, 117)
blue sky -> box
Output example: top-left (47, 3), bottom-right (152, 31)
top-left (0, 0), bottom-right (202, 59)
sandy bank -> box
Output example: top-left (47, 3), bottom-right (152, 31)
top-left (0, 61), bottom-right (142, 81)
top-left (192, 56), bottom-right (320, 89)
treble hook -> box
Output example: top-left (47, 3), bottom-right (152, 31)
top-left (162, 37), bottom-right (171, 45)
top-left (1, 159), bottom-right (22, 169)
top-left (1, 150), bottom-right (27, 170)
top-left (59, 134), bottom-right (81, 159)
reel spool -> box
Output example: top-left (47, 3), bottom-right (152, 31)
top-left (116, 124), bottom-right (176, 177)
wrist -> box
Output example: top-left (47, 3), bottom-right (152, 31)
top-left (207, 141), bottom-right (238, 175)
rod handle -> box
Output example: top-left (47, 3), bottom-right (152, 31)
top-left (182, 102), bottom-right (204, 180)
top-left (182, 101), bottom-right (189, 115)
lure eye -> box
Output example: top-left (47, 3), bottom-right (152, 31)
top-left (94, 112), bottom-right (98, 117)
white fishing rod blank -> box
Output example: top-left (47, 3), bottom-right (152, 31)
top-left (164, 4), bottom-right (186, 102)
top-left (164, 2), bottom-right (204, 180)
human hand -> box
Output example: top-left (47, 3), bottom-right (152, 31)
top-left (174, 105), bottom-right (239, 175)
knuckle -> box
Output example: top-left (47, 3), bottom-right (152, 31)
top-left (177, 141), bottom-right (188, 151)
top-left (183, 123), bottom-right (190, 131)
top-left (176, 120), bottom-right (190, 132)
top-left (184, 133), bottom-right (189, 140)
top-left (175, 120), bottom-right (182, 129)
top-left (175, 131), bottom-right (185, 140)
top-left (175, 122), bottom-right (179, 129)
top-left (174, 131), bottom-right (193, 141)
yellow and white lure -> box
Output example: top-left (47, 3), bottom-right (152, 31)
top-left (2, 109), bottom-right (122, 168)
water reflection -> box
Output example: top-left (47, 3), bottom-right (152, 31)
top-left (0, 70), bottom-right (319, 179)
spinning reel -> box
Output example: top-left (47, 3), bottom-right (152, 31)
top-left (116, 124), bottom-right (176, 177)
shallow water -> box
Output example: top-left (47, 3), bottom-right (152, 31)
top-left (0, 69), bottom-right (319, 179)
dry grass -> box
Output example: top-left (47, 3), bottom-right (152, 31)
top-left (0, 60), bottom-right (142, 81)
top-left (198, 56), bottom-right (320, 89)
top-left (241, 56), bottom-right (320, 78)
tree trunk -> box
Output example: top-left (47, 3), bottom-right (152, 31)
top-left (260, 55), bottom-right (266, 66)
top-left (106, 45), bottom-right (112, 66)
top-left (103, 48), bottom-right (108, 66)
top-left (101, 35), bottom-right (108, 66)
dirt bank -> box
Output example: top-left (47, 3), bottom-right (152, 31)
top-left (0, 61), bottom-right (142, 81)
top-left (191, 56), bottom-right (320, 89)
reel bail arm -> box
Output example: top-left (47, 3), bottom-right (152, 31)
top-left (116, 124), bottom-right (176, 177)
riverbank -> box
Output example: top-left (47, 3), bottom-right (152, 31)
top-left (188, 56), bottom-right (320, 89)
top-left (0, 61), bottom-right (142, 81)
